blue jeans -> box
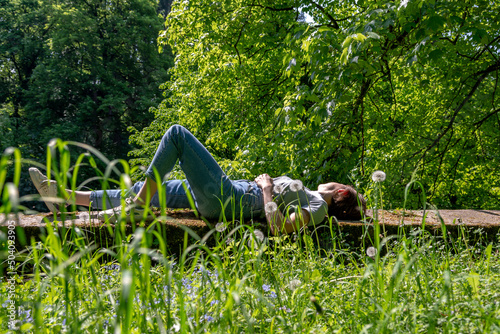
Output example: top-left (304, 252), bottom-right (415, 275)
top-left (90, 125), bottom-right (264, 220)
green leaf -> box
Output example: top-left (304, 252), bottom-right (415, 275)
top-left (342, 36), bottom-right (353, 48)
top-left (426, 15), bottom-right (446, 32)
top-left (354, 33), bottom-right (367, 42)
top-left (21, 323), bottom-right (34, 331)
top-left (406, 55), bottom-right (418, 65)
top-left (366, 32), bottom-right (380, 39)
top-left (318, 26), bottom-right (334, 33)
top-left (340, 47), bottom-right (350, 65)
top-left (428, 49), bottom-right (444, 61)
top-left (467, 272), bottom-right (480, 295)
top-left (311, 269), bottom-right (322, 282)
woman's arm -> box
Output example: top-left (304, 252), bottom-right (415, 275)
top-left (255, 174), bottom-right (310, 236)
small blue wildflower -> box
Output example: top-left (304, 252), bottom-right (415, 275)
top-left (19, 309), bottom-right (34, 323)
top-left (203, 314), bottom-right (214, 322)
top-left (280, 306), bottom-right (291, 313)
top-left (182, 278), bottom-right (193, 289)
top-left (262, 284), bottom-right (271, 292)
top-left (188, 316), bottom-right (197, 327)
top-left (210, 300), bottom-right (219, 306)
top-left (269, 291), bottom-right (277, 298)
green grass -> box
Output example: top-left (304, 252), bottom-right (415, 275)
top-left (1, 143), bottom-right (500, 333)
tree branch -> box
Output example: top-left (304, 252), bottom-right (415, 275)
top-left (247, 4), bottom-right (294, 12)
top-left (473, 108), bottom-right (500, 129)
top-left (307, 0), bottom-right (339, 29)
top-left (473, 35), bottom-right (500, 61)
top-left (233, 20), bottom-right (248, 65)
top-left (352, 78), bottom-right (372, 117)
top-left (417, 61), bottom-right (500, 162)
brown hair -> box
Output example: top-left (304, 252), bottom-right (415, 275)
top-left (327, 185), bottom-right (366, 220)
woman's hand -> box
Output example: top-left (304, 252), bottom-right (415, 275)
top-left (255, 173), bottom-right (273, 191)
top-left (255, 173), bottom-right (310, 236)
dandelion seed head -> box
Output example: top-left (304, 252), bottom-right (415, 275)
top-left (265, 201), bottom-right (278, 214)
top-left (4, 147), bottom-right (15, 155)
top-left (248, 229), bottom-right (265, 249)
top-left (121, 174), bottom-right (133, 189)
top-left (122, 271), bottom-right (132, 286)
top-left (290, 180), bottom-right (304, 192)
top-left (79, 212), bottom-right (89, 222)
top-left (273, 184), bottom-right (284, 194)
top-left (289, 279), bottom-right (302, 291)
top-left (215, 222), bottom-right (226, 232)
top-left (366, 246), bottom-right (377, 258)
top-left (247, 238), bottom-right (257, 249)
top-left (48, 138), bottom-right (58, 148)
top-left (253, 229), bottom-right (265, 242)
top-left (371, 170), bottom-right (386, 182)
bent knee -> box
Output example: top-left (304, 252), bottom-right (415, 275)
top-left (162, 124), bottom-right (188, 142)
top-left (166, 124), bottom-right (186, 135)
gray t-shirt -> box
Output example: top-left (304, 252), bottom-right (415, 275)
top-left (272, 176), bottom-right (328, 226)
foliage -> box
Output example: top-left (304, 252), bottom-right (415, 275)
top-left (0, 107), bottom-right (13, 152)
top-left (0, 0), bottom-right (172, 160)
top-left (0, 0), bottom-right (174, 210)
top-left (131, 0), bottom-right (500, 209)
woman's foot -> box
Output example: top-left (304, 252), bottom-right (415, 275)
top-left (29, 167), bottom-right (60, 213)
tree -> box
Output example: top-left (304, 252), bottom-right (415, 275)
top-left (1, 0), bottom-right (172, 159)
top-left (0, 0), bottom-right (173, 210)
top-left (132, 0), bottom-right (500, 209)
top-left (0, 0), bottom-right (51, 148)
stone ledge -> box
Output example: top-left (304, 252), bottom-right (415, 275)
top-left (1, 209), bottom-right (499, 256)
top-left (330, 209), bottom-right (500, 247)
top-left (0, 209), bottom-right (211, 257)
